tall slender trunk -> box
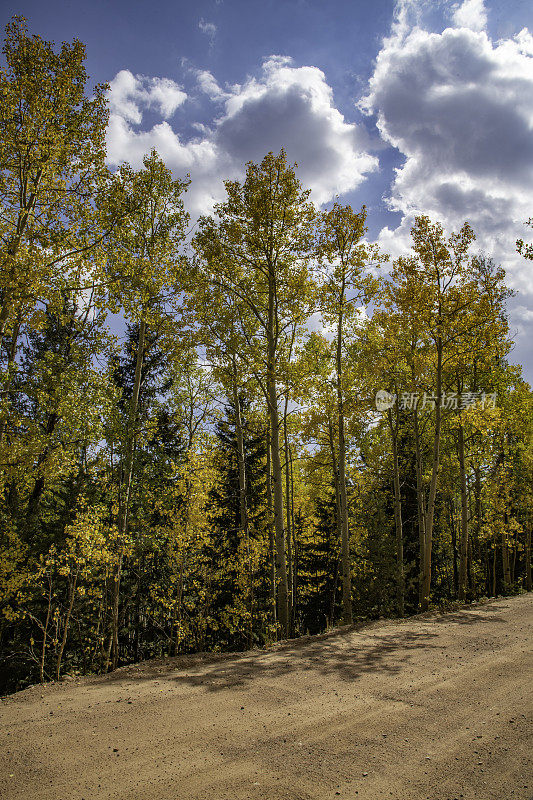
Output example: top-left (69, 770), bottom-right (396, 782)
top-left (327, 418), bottom-right (342, 625)
top-left (467, 531), bottom-right (473, 592)
top-left (293, 511), bottom-right (300, 634)
top-left (40, 571), bottom-right (53, 683)
top-left (134, 558), bottom-right (143, 663)
top-left (328, 416), bottom-right (343, 568)
top-left (76, 616), bottom-right (87, 674)
top-left (110, 317), bottom-right (146, 670)
top-left (269, 392), bottom-right (289, 635)
top-left (420, 340), bottom-right (443, 611)
top-left (283, 397), bottom-right (293, 632)
top-left (414, 407), bottom-right (426, 606)
top-left (501, 517), bottom-right (511, 588)
top-left (266, 425), bottom-right (277, 626)
top-left (484, 543), bottom-right (490, 597)
top-left (492, 537), bottom-right (497, 596)
top-left (267, 274), bottom-right (289, 636)
top-left (473, 465), bottom-right (482, 593)
top-left (289, 445), bottom-right (297, 633)
top-left (232, 372), bottom-right (253, 648)
top-left (56, 572), bottom-right (77, 680)
top-left (172, 541), bottom-right (188, 656)
top-left (329, 555), bottom-right (340, 627)
top-left (457, 420), bottom-right (469, 601)
top-left (388, 408), bottom-right (404, 616)
top-left (233, 380), bottom-right (248, 537)
top-left (336, 296), bottom-right (352, 625)
top-left (473, 466), bottom-right (482, 536)
top-left (448, 496), bottom-right (459, 596)
top-left (525, 522), bottom-right (532, 592)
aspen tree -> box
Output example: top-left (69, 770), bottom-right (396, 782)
top-left (193, 151), bottom-right (316, 636)
top-left (317, 204), bottom-right (381, 624)
top-left (105, 151), bottom-right (189, 669)
top-left (0, 17), bottom-right (111, 460)
top-left (387, 217), bottom-right (476, 610)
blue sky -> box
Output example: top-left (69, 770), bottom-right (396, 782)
top-left (2, 0), bottom-right (533, 380)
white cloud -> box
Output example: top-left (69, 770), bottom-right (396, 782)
top-left (147, 78), bottom-right (189, 118)
top-left (214, 56), bottom-right (378, 206)
top-left (361, 10), bottom-right (533, 296)
top-left (452, 0), bottom-right (488, 32)
top-left (106, 56), bottom-right (378, 216)
top-left (360, 1), bottom-right (533, 381)
top-left (195, 69), bottom-right (228, 101)
top-left (106, 114), bottom-right (224, 215)
top-left (108, 70), bottom-right (144, 124)
top-left (199, 19), bottom-right (217, 46)
top-left (108, 69), bottom-right (187, 124)
top-left (512, 304), bottom-right (533, 323)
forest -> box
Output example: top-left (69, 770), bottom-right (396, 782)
top-left (1, 16), bottom-right (532, 695)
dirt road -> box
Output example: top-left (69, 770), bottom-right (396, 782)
top-left (1, 594), bottom-right (532, 800)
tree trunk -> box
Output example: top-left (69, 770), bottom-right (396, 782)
top-left (525, 523), bottom-right (532, 592)
top-left (293, 511), bottom-right (300, 634)
top-left (267, 275), bottom-right (289, 636)
top-left (501, 515), bottom-right (511, 589)
top-left (289, 444), bottom-right (297, 634)
top-left (414, 407), bottom-right (427, 607)
top-left (457, 420), bottom-right (469, 601)
top-left (449, 496), bottom-right (459, 597)
top-left (111, 317), bottom-right (146, 670)
top-left (56, 573), bottom-right (77, 680)
top-left (134, 566), bottom-right (142, 663)
top-left (283, 398), bottom-right (294, 633)
top-left (232, 374), bottom-right (253, 648)
top-left (329, 555), bottom-right (340, 627)
top-left (492, 536), bottom-right (497, 596)
top-left (328, 417), bottom-right (343, 602)
top-left (420, 340), bottom-right (443, 611)
top-left (467, 532), bottom-right (473, 592)
top-left (269, 394), bottom-right (289, 635)
top-left (174, 550), bottom-right (186, 655)
top-left (388, 408), bottom-right (404, 616)
top-left (40, 571), bottom-right (53, 683)
top-left (266, 425), bottom-right (277, 627)
top-left (336, 299), bottom-right (352, 625)
top-left (473, 466), bottom-right (482, 534)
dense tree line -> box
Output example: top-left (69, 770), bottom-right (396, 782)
top-left (1, 18), bottom-right (531, 693)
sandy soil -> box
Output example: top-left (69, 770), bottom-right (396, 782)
top-left (1, 593), bottom-right (532, 800)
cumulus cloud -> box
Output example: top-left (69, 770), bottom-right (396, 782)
top-left (512, 305), bottom-right (533, 323)
top-left (214, 56), bottom-right (378, 205)
top-left (361, 6), bottom-right (533, 296)
top-left (452, 0), bottom-right (488, 32)
top-left (106, 56), bottom-right (378, 217)
top-left (108, 70), bottom-right (187, 124)
top-left (195, 69), bottom-right (228, 101)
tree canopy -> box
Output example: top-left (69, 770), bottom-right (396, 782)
top-left (0, 17), bottom-right (531, 693)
